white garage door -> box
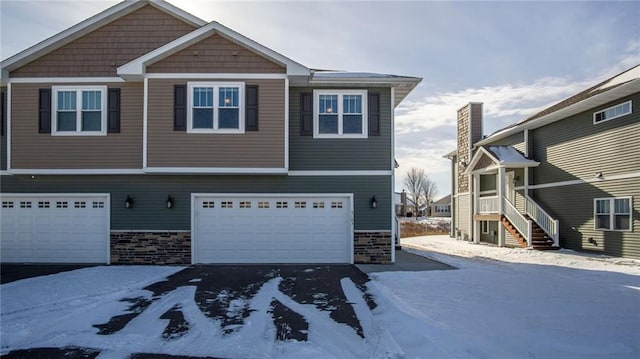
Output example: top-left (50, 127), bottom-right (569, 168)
top-left (193, 194), bottom-right (352, 264)
top-left (1, 194), bottom-right (110, 264)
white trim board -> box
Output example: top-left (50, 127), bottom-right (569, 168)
top-left (144, 167), bottom-right (288, 175)
top-left (7, 169), bottom-right (145, 175)
top-left (529, 172), bottom-right (640, 190)
top-left (145, 73), bottom-right (287, 80)
top-left (288, 170), bottom-right (392, 176)
top-left (10, 77), bottom-right (125, 84)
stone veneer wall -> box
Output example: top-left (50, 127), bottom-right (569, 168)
top-left (110, 232), bottom-right (191, 265)
top-left (457, 104), bottom-right (471, 193)
top-left (354, 231), bottom-right (392, 264)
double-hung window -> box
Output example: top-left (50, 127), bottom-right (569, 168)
top-left (313, 90), bottom-right (367, 138)
top-left (187, 82), bottom-right (244, 133)
top-left (594, 197), bottom-right (632, 231)
top-left (52, 86), bottom-right (107, 136)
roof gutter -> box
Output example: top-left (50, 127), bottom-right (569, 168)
top-left (476, 78), bottom-right (640, 146)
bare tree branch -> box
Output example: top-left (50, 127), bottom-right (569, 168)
top-left (403, 168), bottom-right (438, 218)
top-left (421, 177), bottom-right (438, 216)
top-left (403, 168), bottom-right (425, 217)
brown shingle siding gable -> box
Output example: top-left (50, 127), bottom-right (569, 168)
top-left (147, 34), bottom-right (285, 74)
top-left (11, 5), bottom-right (197, 78)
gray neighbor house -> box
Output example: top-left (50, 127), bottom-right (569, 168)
top-left (447, 64), bottom-right (639, 259)
top-left (0, 0), bottom-right (421, 265)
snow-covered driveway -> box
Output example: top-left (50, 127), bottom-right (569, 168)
top-left (2, 236), bottom-right (639, 358)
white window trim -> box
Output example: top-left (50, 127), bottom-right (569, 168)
top-left (51, 85), bottom-right (107, 136)
top-left (313, 89), bottom-right (368, 139)
top-left (187, 81), bottom-right (245, 134)
top-left (593, 196), bottom-right (633, 232)
top-left (593, 100), bottom-right (632, 125)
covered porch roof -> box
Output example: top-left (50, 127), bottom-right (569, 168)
top-left (466, 146), bottom-right (539, 174)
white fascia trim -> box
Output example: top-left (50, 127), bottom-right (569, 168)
top-left (284, 78), bottom-right (290, 170)
top-left (477, 79), bottom-right (640, 146)
top-left (0, 171), bottom-right (12, 176)
top-left (7, 169), bottom-right (145, 175)
top-left (529, 171), bottom-right (640, 190)
top-left (144, 167), bottom-right (288, 174)
top-left (118, 22), bottom-right (310, 79)
top-left (0, 192), bottom-right (110, 198)
top-left (143, 77), bottom-right (149, 168)
top-left (308, 76), bottom-right (420, 86)
top-left (354, 230), bottom-right (392, 233)
top-left (10, 77), bottom-right (125, 84)
top-left (145, 73), bottom-right (287, 80)
top-left (390, 86), bottom-right (396, 263)
top-left (110, 230), bottom-right (191, 233)
top-left (149, 0), bottom-right (207, 28)
top-left (453, 192), bottom-right (470, 198)
top-left (288, 170), bottom-right (392, 176)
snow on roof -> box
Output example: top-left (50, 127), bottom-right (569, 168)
top-left (485, 146), bottom-right (538, 166)
top-left (312, 71), bottom-right (415, 80)
top-left (591, 64), bottom-right (640, 93)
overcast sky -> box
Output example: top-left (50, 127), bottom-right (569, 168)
top-left (2, 0), bottom-right (639, 197)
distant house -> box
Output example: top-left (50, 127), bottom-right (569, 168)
top-left (446, 65), bottom-right (639, 258)
top-left (429, 195), bottom-right (451, 218)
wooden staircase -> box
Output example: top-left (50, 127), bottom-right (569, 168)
top-left (501, 216), bottom-right (558, 250)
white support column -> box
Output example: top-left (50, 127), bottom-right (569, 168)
top-left (497, 167), bottom-right (506, 247)
top-left (472, 173), bottom-right (480, 244)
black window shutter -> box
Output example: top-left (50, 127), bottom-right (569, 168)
top-left (174, 85), bottom-right (186, 131)
top-left (245, 85), bottom-right (258, 131)
top-left (39, 89), bottom-right (51, 134)
top-left (300, 92), bottom-right (313, 136)
top-left (107, 88), bottom-right (121, 133)
top-left (1, 92), bottom-right (5, 136)
top-left (368, 92), bottom-right (380, 136)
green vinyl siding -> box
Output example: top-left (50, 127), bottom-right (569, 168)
top-left (289, 87), bottom-right (392, 170)
top-left (1, 174), bottom-right (391, 231)
top-left (532, 178), bottom-right (639, 259)
top-left (532, 93), bottom-right (640, 184)
top-left (486, 131), bottom-right (525, 153)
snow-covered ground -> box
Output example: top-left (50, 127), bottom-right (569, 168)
top-left (2, 236), bottom-right (639, 358)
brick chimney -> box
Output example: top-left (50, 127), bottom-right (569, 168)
top-left (456, 102), bottom-right (483, 193)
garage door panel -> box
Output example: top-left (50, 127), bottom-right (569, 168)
top-left (1, 195), bottom-right (109, 264)
top-left (194, 195), bottom-right (351, 264)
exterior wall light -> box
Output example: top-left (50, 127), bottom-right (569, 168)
top-left (371, 196), bottom-right (377, 209)
top-left (595, 172), bottom-right (604, 179)
top-left (167, 195), bottom-right (174, 209)
top-left (125, 195), bottom-right (134, 209)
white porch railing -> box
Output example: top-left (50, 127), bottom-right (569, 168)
top-left (479, 196), bottom-right (499, 213)
top-left (503, 198), bottom-right (532, 247)
top-left (394, 215), bottom-right (401, 247)
top-left (525, 196), bottom-right (559, 247)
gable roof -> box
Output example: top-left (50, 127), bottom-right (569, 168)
top-left (431, 194), bottom-right (451, 206)
top-left (466, 146), bottom-right (539, 174)
top-left (118, 20), bottom-right (310, 80)
top-left (476, 64), bottom-right (640, 146)
top-left (1, 0), bottom-right (206, 81)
